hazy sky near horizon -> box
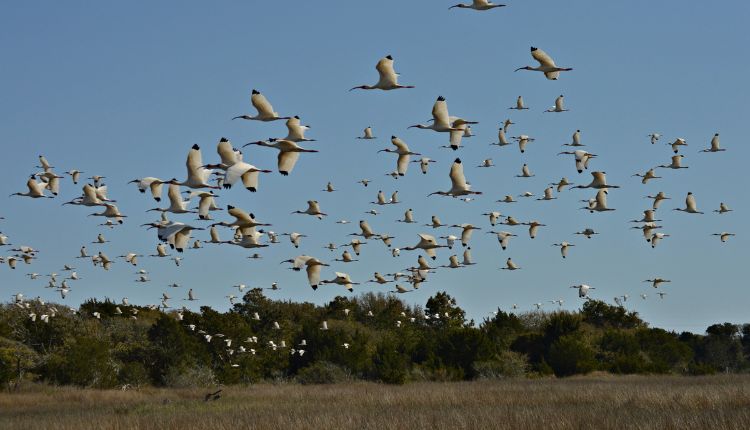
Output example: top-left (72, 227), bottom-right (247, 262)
top-left (1, 1), bottom-right (748, 332)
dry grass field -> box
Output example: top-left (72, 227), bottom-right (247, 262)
top-left (2, 375), bottom-right (750, 430)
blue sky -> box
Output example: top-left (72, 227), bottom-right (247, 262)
top-left (1, 1), bottom-right (748, 332)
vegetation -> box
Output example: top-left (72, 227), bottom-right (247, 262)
top-left (1, 290), bottom-right (749, 389)
top-left (2, 376), bottom-right (750, 430)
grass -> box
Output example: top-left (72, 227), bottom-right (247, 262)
top-left (2, 375), bottom-right (750, 429)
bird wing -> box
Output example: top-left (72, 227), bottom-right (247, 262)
top-left (228, 206), bottom-right (253, 224)
top-left (397, 154), bottom-right (410, 175)
top-left (375, 56), bottom-right (398, 87)
top-left (278, 152), bottom-right (300, 174)
top-left (391, 137), bottom-right (409, 152)
top-left (186, 145), bottom-right (204, 182)
top-left (432, 97), bottom-right (452, 128)
top-left (217, 140), bottom-right (237, 167)
top-left (449, 124), bottom-right (465, 148)
top-left (306, 263), bottom-right (322, 288)
top-left (251, 92), bottom-right (276, 117)
top-left (198, 196), bottom-right (212, 218)
top-left (241, 170), bottom-right (259, 190)
top-left (449, 159), bottom-right (468, 190)
top-left (532, 47), bottom-right (557, 67)
top-left (686, 194), bottom-right (697, 211)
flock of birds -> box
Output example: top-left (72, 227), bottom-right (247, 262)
top-left (0, 2), bottom-right (738, 357)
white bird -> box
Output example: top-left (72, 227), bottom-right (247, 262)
top-left (477, 159), bottom-right (494, 168)
top-left (582, 189), bottom-right (615, 213)
top-left (409, 96), bottom-right (465, 133)
top-left (558, 150), bottom-right (596, 174)
top-left (650, 232), bottom-right (670, 248)
top-left (657, 154), bottom-right (688, 170)
top-left (645, 191), bottom-right (670, 210)
top-left (571, 284), bottom-right (595, 298)
top-left (149, 184), bottom-right (195, 214)
top-left (402, 234), bottom-right (448, 259)
top-left (89, 203), bottom-right (127, 223)
top-left (633, 168), bottom-right (661, 184)
top-left (322, 182), bottom-right (336, 193)
top-left (167, 145), bottom-right (220, 190)
top-left (428, 158), bottom-right (482, 197)
top-left (515, 46), bottom-right (573, 80)
top-left (544, 95), bottom-right (568, 113)
top-left (563, 130), bottom-right (584, 147)
top-left (350, 55), bottom-right (414, 91)
top-left (280, 116), bottom-right (315, 142)
top-left (714, 202), bottom-right (732, 214)
top-left (413, 157), bottom-right (437, 175)
top-left (66, 169), bottom-right (83, 184)
top-left (451, 224), bottom-right (481, 247)
top-left (321, 272), bottom-right (359, 292)
top-left (667, 138), bottom-right (688, 154)
top-left (644, 278), bottom-right (671, 289)
top-left (304, 258), bottom-right (329, 290)
top-left (712, 232), bottom-right (736, 243)
top-left (673, 192), bottom-right (703, 214)
top-left (233, 89), bottom-right (290, 121)
top-left (10, 176), bottom-right (52, 199)
top-left (292, 200), bottom-right (327, 219)
top-left (509, 95), bottom-right (529, 110)
top-left (511, 135), bottom-right (535, 153)
top-left (397, 208), bottom-right (417, 224)
top-left (552, 242), bottom-right (575, 258)
top-left (391, 284), bottom-right (412, 294)
top-left (501, 257), bottom-right (520, 270)
top-left (128, 177), bottom-right (165, 201)
top-left (440, 255), bottom-right (463, 269)
top-left (357, 126), bottom-right (376, 140)
top-left (449, 0), bottom-right (506, 10)
top-left (574, 228), bottom-right (599, 239)
top-left (335, 250), bottom-right (358, 263)
top-left (537, 187), bottom-right (557, 201)
top-left (516, 163), bottom-right (534, 178)
top-left (378, 136), bottom-right (420, 176)
top-left (573, 171), bottom-right (619, 189)
top-left (551, 178), bottom-right (574, 192)
top-left (700, 133), bottom-right (725, 153)
top-left (648, 133), bottom-right (661, 145)
top-left (243, 138), bottom-right (318, 176)
top-left (490, 127), bottom-right (511, 147)
top-left (525, 221), bottom-right (546, 239)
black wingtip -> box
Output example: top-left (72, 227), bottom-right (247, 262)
top-left (530, 46), bottom-right (537, 51)
top-left (227, 205), bottom-right (235, 210)
top-left (252, 89), bottom-right (260, 95)
top-left (220, 137), bottom-right (229, 142)
top-left (437, 96), bottom-right (445, 102)
top-left (192, 144), bottom-right (200, 150)
top-left (294, 115), bottom-right (300, 119)
top-left (386, 55), bottom-right (393, 60)
top-left (454, 158), bottom-right (462, 164)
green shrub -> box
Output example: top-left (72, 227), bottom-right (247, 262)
top-left (473, 351), bottom-right (528, 379)
top-left (296, 361), bottom-right (351, 385)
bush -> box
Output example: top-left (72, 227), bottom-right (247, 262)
top-left (547, 335), bottom-right (597, 377)
top-left (296, 361), bottom-right (351, 385)
top-left (164, 365), bottom-right (217, 388)
top-left (473, 351), bottom-right (528, 379)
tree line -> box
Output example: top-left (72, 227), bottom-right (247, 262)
top-left (1, 290), bottom-right (749, 388)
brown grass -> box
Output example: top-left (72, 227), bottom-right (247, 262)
top-left (2, 375), bottom-right (750, 429)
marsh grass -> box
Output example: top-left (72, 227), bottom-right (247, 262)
top-left (2, 375), bottom-right (750, 429)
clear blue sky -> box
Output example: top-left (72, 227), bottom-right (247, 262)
top-left (1, 1), bottom-right (747, 332)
